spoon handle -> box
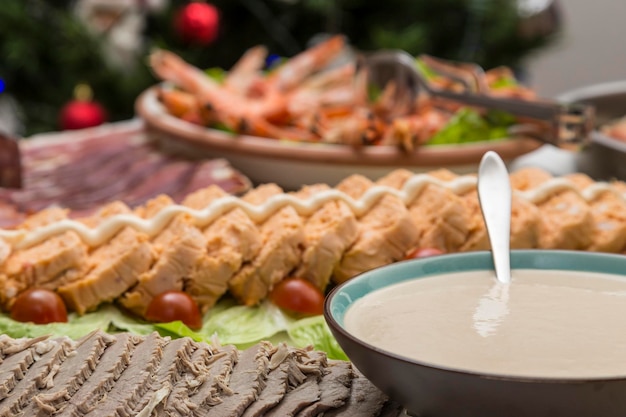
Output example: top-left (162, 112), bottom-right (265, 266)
top-left (478, 151), bottom-right (512, 284)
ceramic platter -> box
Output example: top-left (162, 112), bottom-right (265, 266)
top-left (135, 87), bottom-right (542, 190)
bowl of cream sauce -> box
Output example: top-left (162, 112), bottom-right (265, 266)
top-left (324, 250), bottom-right (626, 417)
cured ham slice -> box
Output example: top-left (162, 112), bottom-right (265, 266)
top-left (0, 121), bottom-right (251, 228)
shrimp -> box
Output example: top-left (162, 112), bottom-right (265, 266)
top-left (223, 45), bottom-right (268, 96)
top-left (149, 49), bottom-right (222, 99)
top-left (149, 49), bottom-right (289, 132)
top-left (380, 110), bottom-right (449, 150)
top-left (485, 66), bottom-right (537, 99)
top-left (299, 106), bottom-right (383, 147)
top-left (156, 87), bottom-right (213, 126)
top-left (266, 35), bottom-right (348, 92)
top-left (287, 64), bottom-right (357, 118)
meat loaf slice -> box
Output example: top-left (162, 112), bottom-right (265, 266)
top-left (324, 368), bottom-right (389, 417)
top-left (0, 338), bottom-right (74, 417)
top-left (333, 175), bottom-right (418, 284)
top-left (58, 202), bottom-right (153, 314)
top-left (378, 169), bottom-right (471, 253)
top-left (27, 330), bottom-right (114, 414)
top-left (295, 360), bottom-right (354, 416)
top-left (27, 332), bottom-right (136, 416)
top-left (196, 342), bottom-right (272, 417)
top-left (565, 173), bottom-right (626, 253)
top-left (80, 332), bottom-right (165, 417)
top-left (292, 184), bottom-right (358, 290)
top-left (229, 184), bottom-right (304, 306)
top-left (430, 169), bottom-right (539, 251)
top-left (511, 168), bottom-right (593, 249)
top-left (182, 186), bottom-right (261, 312)
top-left (0, 207), bottom-right (87, 306)
top-left (119, 195), bottom-right (207, 316)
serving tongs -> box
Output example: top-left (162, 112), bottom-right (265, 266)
top-left (357, 50), bottom-right (595, 148)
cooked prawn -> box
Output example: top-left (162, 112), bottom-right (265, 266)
top-left (380, 110), bottom-right (449, 150)
top-left (266, 35), bottom-right (348, 92)
top-left (223, 45), bottom-right (268, 96)
top-left (287, 64), bottom-right (357, 117)
top-left (150, 49), bottom-right (289, 135)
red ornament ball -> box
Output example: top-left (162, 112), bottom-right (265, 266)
top-left (175, 2), bottom-right (220, 45)
top-left (59, 99), bottom-right (107, 130)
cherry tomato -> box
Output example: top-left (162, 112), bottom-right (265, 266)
top-left (269, 278), bottom-right (325, 316)
top-left (405, 247), bottom-right (445, 260)
top-left (145, 290), bottom-right (203, 330)
top-left (10, 288), bottom-right (68, 324)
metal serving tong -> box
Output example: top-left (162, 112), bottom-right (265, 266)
top-left (357, 50), bottom-right (595, 147)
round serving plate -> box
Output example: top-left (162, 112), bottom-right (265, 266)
top-left (136, 86), bottom-right (542, 190)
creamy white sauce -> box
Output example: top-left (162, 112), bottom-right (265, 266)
top-left (344, 269), bottom-right (626, 378)
top-left (0, 174), bottom-right (624, 251)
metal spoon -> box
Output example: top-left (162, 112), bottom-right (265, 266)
top-left (477, 151), bottom-right (512, 284)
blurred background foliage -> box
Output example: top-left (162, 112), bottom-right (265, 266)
top-left (0, 0), bottom-right (560, 136)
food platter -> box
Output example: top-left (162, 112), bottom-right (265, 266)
top-left (136, 86), bottom-right (542, 189)
top-left (1, 121), bottom-right (625, 414)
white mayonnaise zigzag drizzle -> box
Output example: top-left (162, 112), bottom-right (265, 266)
top-left (0, 174), bottom-right (624, 251)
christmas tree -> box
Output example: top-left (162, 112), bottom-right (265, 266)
top-left (0, 0), bottom-right (560, 136)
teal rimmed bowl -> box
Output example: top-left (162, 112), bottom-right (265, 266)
top-left (325, 250), bottom-right (626, 417)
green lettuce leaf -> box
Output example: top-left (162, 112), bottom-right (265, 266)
top-left (198, 299), bottom-right (296, 345)
top-left (0, 299), bottom-right (346, 359)
top-left (154, 321), bottom-right (204, 342)
top-left (287, 315), bottom-right (348, 361)
top-left (427, 107), bottom-right (515, 145)
top-left (0, 304), bottom-right (114, 339)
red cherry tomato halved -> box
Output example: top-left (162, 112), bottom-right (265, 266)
top-left (145, 290), bottom-right (202, 330)
top-left (10, 288), bottom-right (68, 324)
top-left (269, 278), bottom-right (325, 316)
top-left (405, 247), bottom-right (445, 260)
